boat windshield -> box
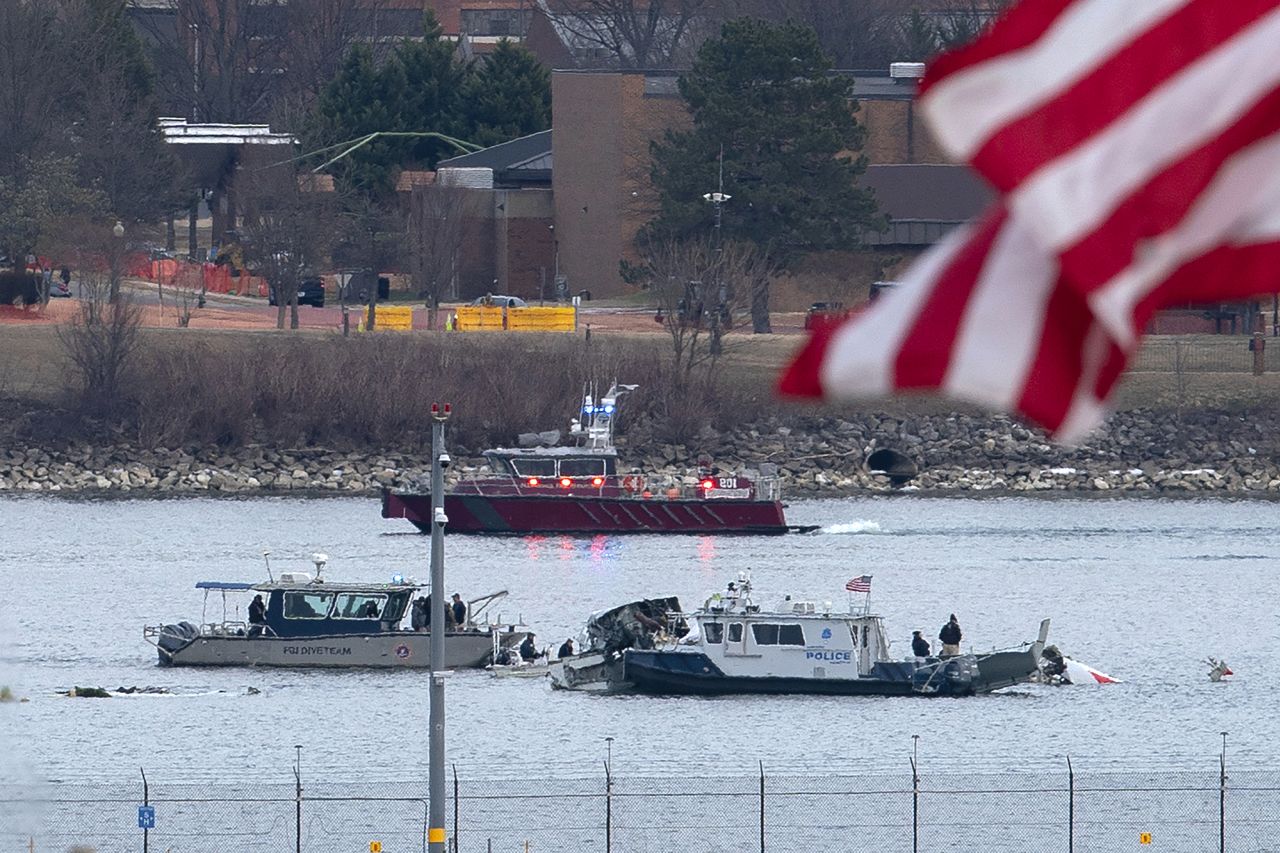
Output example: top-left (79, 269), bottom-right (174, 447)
top-left (284, 591), bottom-right (333, 619)
top-left (511, 459), bottom-right (555, 477)
top-left (332, 592), bottom-right (387, 619)
top-left (560, 458), bottom-right (607, 477)
top-left (703, 622), bottom-right (724, 644)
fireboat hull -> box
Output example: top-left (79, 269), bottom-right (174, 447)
top-left (382, 490), bottom-right (794, 535)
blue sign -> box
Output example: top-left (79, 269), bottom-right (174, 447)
top-left (138, 806), bottom-right (155, 829)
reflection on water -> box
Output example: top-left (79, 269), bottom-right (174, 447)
top-left (2, 494), bottom-right (1278, 783)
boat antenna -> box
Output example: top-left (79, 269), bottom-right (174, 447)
top-left (262, 550), bottom-right (274, 582)
top-left (312, 553), bottom-right (328, 580)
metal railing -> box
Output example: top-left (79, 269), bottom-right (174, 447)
top-left (6, 753), bottom-right (1276, 853)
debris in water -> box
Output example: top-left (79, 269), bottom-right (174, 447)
top-left (1207, 658), bottom-right (1233, 682)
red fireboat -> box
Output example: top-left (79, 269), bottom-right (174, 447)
top-left (381, 384), bottom-right (810, 535)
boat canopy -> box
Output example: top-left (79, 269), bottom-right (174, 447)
top-left (195, 581), bottom-right (255, 590)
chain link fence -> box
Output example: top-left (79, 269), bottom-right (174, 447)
top-left (5, 759), bottom-right (1279, 852)
top-left (1131, 335), bottom-right (1266, 373)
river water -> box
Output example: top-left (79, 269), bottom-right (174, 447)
top-left (1, 494), bottom-right (1275, 786)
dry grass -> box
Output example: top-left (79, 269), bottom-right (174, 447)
top-left (3, 325), bottom-right (1279, 451)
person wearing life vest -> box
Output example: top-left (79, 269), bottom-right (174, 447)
top-left (938, 614), bottom-right (962, 657)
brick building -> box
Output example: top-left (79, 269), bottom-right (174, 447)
top-left (549, 66), bottom-right (963, 298)
top-left (413, 131), bottom-right (556, 302)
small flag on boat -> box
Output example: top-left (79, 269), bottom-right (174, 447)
top-left (845, 575), bottom-right (872, 593)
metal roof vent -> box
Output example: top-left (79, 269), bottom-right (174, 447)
top-left (889, 62), bottom-right (927, 80)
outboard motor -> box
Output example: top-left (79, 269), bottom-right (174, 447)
top-left (866, 448), bottom-right (919, 486)
top-left (912, 657), bottom-right (978, 695)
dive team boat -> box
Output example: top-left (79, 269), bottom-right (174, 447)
top-left (620, 576), bottom-right (1049, 697)
top-left (143, 555), bottom-right (528, 669)
top-left (382, 384), bottom-right (811, 535)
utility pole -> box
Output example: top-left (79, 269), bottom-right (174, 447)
top-left (428, 402), bottom-right (452, 853)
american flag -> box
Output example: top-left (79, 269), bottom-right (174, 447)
top-left (781, 0), bottom-right (1280, 442)
top-left (845, 575), bottom-right (872, 593)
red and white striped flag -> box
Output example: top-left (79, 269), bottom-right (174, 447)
top-left (780, 0), bottom-right (1280, 441)
top-left (845, 575), bottom-right (872, 593)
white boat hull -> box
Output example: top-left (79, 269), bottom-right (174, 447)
top-left (158, 631), bottom-right (518, 669)
top-left (548, 651), bottom-right (622, 691)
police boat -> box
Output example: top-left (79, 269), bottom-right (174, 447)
top-left (620, 575), bottom-right (1049, 697)
top-left (143, 554), bottom-right (528, 669)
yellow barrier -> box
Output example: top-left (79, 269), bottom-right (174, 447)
top-left (365, 305), bottom-right (413, 331)
top-left (454, 305), bottom-right (576, 332)
top-left (454, 305), bottom-right (506, 331)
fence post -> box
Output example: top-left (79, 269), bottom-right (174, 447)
top-left (294, 746), bottom-right (303, 853)
top-left (140, 767), bottom-right (148, 853)
top-left (759, 761), bottom-right (765, 853)
top-left (452, 764), bottom-right (459, 853)
top-left (1067, 756), bottom-right (1074, 853)
top-left (604, 759), bottom-right (612, 853)
top-left (1220, 732), bottom-right (1228, 853)
top-left (911, 735), bottom-right (920, 853)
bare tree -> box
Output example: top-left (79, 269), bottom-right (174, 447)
top-left (409, 183), bottom-right (471, 329)
top-left (637, 236), bottom-right (771, 378)
top-left (57, 251), bottom-right (144, 416)
top-left (542, 0), bottom-right (710, 69)
top-left (132, 0), bottom-right (397, 122)
top-left (239, 164), bottom-right (337, 329)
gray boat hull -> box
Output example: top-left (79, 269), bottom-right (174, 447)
top-left (156, 630), bottom-right (519, 669)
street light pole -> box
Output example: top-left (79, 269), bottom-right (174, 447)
top-left (428, 402), bottom-right (451, 853)
top-left (702, 146), bottom-right (731, 356)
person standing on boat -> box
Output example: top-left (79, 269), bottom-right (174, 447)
top-left (248, 595), bottom-right (267, 637)
top-left (411, 597), bottom-right (428, 631)
top-left (558, 638), bottom-right (575, 659)
top-left (939, 615), bottom-right (962, 657)
top-left (911, 630), bottom-right (930, 658)
top-left (451, 593), bottom-right (467, 627)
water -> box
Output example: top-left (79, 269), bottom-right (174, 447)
top-left (1, 494), bottom-right (1275, 786)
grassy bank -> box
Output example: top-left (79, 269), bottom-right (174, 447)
top-left (3, 325), bottom-right (1280, 453)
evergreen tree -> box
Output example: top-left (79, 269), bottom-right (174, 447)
top-left (394, 11), bottom-right (469, 167)
top-left (461, 40), bottom-right (551, 148)
top-left (648, 19), bottom-right (882, 331)
top-left (309, 44), bottom-right (405, 198)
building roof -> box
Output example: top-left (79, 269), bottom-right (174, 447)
top-left (859, 164), bottom-right (993, 246)
top-left (438, 130), bottom-right (552, 184)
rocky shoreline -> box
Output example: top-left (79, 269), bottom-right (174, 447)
top-left (2, 409), bottom-right (1279, 498)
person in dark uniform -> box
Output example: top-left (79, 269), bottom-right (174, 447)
top-left (360, 599), bottom-right (380, 618)
top-left (248, 594), bottom-right (267, 636)
top-left (911, 630), bottom-right (930, 658)
top-left (939, 614), bottom-right (963, 657)
top-left (519, 634), bottom-right (541, 661)
top-left (558, 638), bottom-right (575, 659)
top-left (451, 593), bottom-right (467, 627)
top-left (411, 597), bottom-right (428, 631)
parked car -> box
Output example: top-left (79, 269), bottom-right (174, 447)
top-left (470, 294), bottom-right (528, 308)
top-left (268, 277), bottom-right (325, 307)
top-left (803, 301), bottom-right (851, 330)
